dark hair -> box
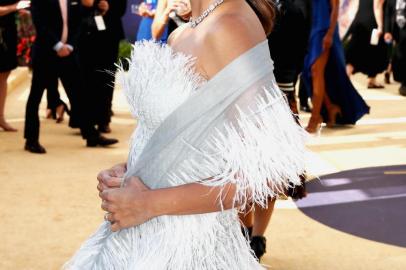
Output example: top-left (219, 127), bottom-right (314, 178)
top-left (247, 0), bottom-right (275, 35)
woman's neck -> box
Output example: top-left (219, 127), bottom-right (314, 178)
top-left (190, 0), bottom-right (216, 19)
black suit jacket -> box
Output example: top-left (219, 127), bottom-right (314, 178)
top-left (31, 0), bottom-right (83, 55)
top-left (82, 0), bottom-right (126, 41)
top-left (385, 0), bottom-right (402, 41)
top-left (104, 0), bottom-right (127, 41)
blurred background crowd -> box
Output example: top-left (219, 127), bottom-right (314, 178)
top-left (1, 0), bottom-right (405, 265)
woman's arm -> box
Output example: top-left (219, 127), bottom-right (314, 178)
top-left (151, 0), bottom-right (170, 40)
top-left (0, 4), bottom-right (17, 16)
top-left (97, 165), bottom-right (236, 232)
top-left (0, 1), bottom-right (29, 16)
top-left (101, 176), bottom-right (237, 231)
top-left (322, 0), bottom-right (339, 51)
top-left (151, 0), bottom-right (184, 40)
top-left (328, 0), bottom-right (339, 34)
top-left (373, 0), bottom-right (385, 33)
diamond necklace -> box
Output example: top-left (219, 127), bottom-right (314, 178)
top-left (189, 0), bottom-right (225, 28)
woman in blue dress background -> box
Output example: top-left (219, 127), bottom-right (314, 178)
top-left (135, 0), bottom-right (169, 42)
top-left (302, 0), bottom-right (370, 133)
top-left (136, 0), bottom-right (189, 42)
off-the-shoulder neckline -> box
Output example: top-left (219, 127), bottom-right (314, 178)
top-left (167, 39), bottom-right (268, 83)
top-left (132, 39), bottom-right (269, 86)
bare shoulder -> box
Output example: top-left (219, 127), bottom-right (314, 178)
top-left (200, 10), bottom-right (267, 77)
top-left (168, 23), bottom-right (190, 46)
top-left (208, 13), bottom-right (265, 52)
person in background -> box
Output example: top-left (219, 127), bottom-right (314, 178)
top-left (239, 199), bottom-right (275, 261)
top-left (45, 77), bottom-right (70, 123)
top-left (385, 0), bottom-right (406, 95)
top-left (0, 0), bottom-right (30, 131)
top-left (238, 0), bottom-right (312, 261)
top-left (268, 0), bottom-right (312, 114)
top-left (79, 0), bottom-right (127, 134)
top-left (24, 0), bottom-right (118, 153)
top-left (135, 0), bottom-right (166, 41)
top-left (346, 0), bottom-right (389, 88)
top-left (302, 0), bottom-right (370, 133)
top-left (151, 0), bottom-right (191, 41)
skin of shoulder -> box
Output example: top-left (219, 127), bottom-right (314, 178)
top-left (169, 2), bottom-right (267, 79)
top-left (197, 8), bottom-right (267, 79)
top-left (167, 23), bottom-right (189, 45)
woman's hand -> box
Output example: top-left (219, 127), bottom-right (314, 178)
top-left (176, 0), bottom-right (191, 20)
top-left (384, 33), bottom-right (393, 43)
top-left (56, 45), bottom-right (72, 57)
top-left (138, 2), bottom-right (155, 17)
top-left (377, 27), bottom-right (383, 37)
top-left (163, 0), bottom-right (183, 16)
top-left (97, 163), bottom-right (127, 194)
top-left (16, 0), bottom-right (30, 10)
top-left (322, 33), bottom-right (333, 51)
top-left (100, 176), bottom-right (153, 232)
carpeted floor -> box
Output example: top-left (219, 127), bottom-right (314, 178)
top-left (296, 165), bottom-right (406, 248)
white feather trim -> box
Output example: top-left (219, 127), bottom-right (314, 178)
top-left (118, 40), bottom-right (204, 169)
top-left (63, 41), bottom-right (308, 270)
top-left (167, 84), bottom-right (308, 210)
top-left (63, 210), bottom-right (263, 270)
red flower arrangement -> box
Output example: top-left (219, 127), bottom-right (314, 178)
top-left (17, 35), bottom-right (35, 66)
top-left (16, 11), bottom-right (36, 67)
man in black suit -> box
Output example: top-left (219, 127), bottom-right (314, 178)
top-left (385, 0), bottom-right (406, 95)
top-left (80, 0), bottom-right (127, 134)
top-left (268, 0), bottom-right (312, 114)
top-left (24, 0), bottom-right (118, 153)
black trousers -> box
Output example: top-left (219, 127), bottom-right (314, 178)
top-left (393, 29), bottom-right (406, 85)
top-left (79, 30), bottom-right (120, 127)
top-left (268, 0), bottom-right (312, 107)
top-left (84, 59), bottom-right (117, 126)
top-left (268, 0), bottom-right (312, 84)
top-left (24, 50), bottom-right (98, 141)
top-left (46, 75), bottom-right (62, 110)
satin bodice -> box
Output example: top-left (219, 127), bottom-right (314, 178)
top-left (121, 41), bottom-right (204, 168)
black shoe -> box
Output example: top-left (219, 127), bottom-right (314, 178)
top-left (287, 174), bottom-right (308, 200)
top-left (25, 140), bottom-right (46, 154)
top-left (98, 124), bottom-right (112, 134)
top-left (86, 135), bottom-right (118, 147)
top-left (399, 85), bottom-right (406, 96)
top-left (68, 118), bottom-right (80, 129)
top-left (250, 236), bottom-right (267, 261)
top-left (367, 82), bottom-right (385, 89)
